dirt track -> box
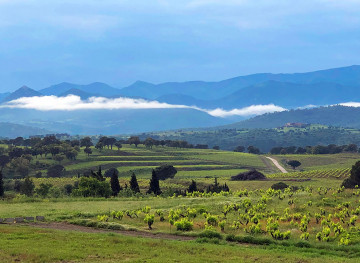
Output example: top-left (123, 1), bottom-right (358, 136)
top-left (265, 157), bottom-right (288, 173)
top-left (23, 222), bottom-right (195, 241)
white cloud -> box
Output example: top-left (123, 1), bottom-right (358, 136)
top-left (0, 95), bottom-right (287, 117)
top-left (207, 104), bottom-right (286, 117)
top-left (339, 102), bottom-right (360, 107)
top-left (1, 95), bottom-right (187, 111)
top-left (296, 104), bottom-right (318, 110)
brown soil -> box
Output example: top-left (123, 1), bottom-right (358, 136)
top-left (23, 222), bottom-right (195, 241)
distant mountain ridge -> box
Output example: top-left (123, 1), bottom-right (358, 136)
top-left (2, 86), bottom-right (42, 102)
top-left (119, 65), bottom-right (360, 102)
top-left (0, 122), bottom-right (52, 138)
top-left (2, 65), bottom-right (360, 110)
top-left (216, 105), bottom-right (360, 129)
top-left (39, 82), bottom-right (122, 97)
top-left (1, 65), bottom-right (360, 136)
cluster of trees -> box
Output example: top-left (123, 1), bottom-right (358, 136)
top-left (94, 136), bottom-right (205, 151)
top-left (234, 145), bottom-right (261, 154)
top-left (140, 126), bottom-right (360, 152)
top-left (95, 136), bottom-right (123, 151)
top-left (138, 136), bottom-right (208, 149)
top-left (0, 136), bottom-right (82, 179)
top-left (270, 144), bottom-right (359, 155)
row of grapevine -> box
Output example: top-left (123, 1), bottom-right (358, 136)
top-left (268, 168), bottom-right (351, 179)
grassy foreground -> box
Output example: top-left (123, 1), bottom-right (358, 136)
top-left (0, 224), bottom-right (357, 263)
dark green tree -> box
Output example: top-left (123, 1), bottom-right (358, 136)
top-left (287, 160), bottom-right (301, 170)
top-left (234, 146), bottom-right (245, 152)
top-left (153, 165), bottom-right (177, 180)
top-left (110, 171), bottom-right (122, 196)
top-left (114, 141), bottom-right (122, 151)
top-left (35, 183), bottom-right (53, 198)
top-left (144, 138), bottom-right (155, 149)
top-left (0, 155), bottom-right (10, 170)
top-left (20, 177), bottom-right (35, 196)
top-left (247, 146), bottom-right (260, 154)
top-left (128, 136), bottom-right (141, 147)
top-left (104, 168), bottom-right (119, 178)
top-left (130, 172), bottom-right (140, 193)
top-left (107, 137), bottom-right (117, 149)
top-left (188, 180), bottom-right (197, 193)
top-left (147, 170), bottom-right (161, 195)
top-left (90, 166), bottom-right (105, 181)
top-left (47, 165), bottom-right (65, 178)
top-left (80, 137), bottom-right (93, 148)
top-left (0, 170), bottom-right (4, 197)
top-left (342, 161), bottom-right (360, 188)
top-left (84, 147), bottom-right (92, 157)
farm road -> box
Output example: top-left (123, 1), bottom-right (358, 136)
top-left (23, 222), bottom-right (195, 241)
top-left (265, 157), bottom-right (288, 173)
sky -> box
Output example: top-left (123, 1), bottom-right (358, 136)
top-left (1, 0), bottom-right (360, 92)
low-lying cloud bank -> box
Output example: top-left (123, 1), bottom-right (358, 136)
top-left (339, 102), bottom-right (360, 107)
top-left (207, 104), bottom-right (286, 117)
top-left (1, 95), bottom-right (286, 117)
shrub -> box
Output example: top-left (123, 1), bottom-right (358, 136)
top-left (72, 177), bottom-right (111, 198)
top-left (206, 215), bottom-right (218, 227)
top-left (198, 230), bottom-right (222, 239)
top-left (271, 182), bottom-right (289, 190)
top-left (174, 218), bottom-right (193, 231)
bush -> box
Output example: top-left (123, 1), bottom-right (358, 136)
top-left (271, 182), bottom-right (289, 190)
top-left (154, 165), bottom-right (177, 180)
top-left (174, 218), bottom-right (193, 231)
top-left (72, 177), bottom-right (111, 198)
top-left (231, 170), bottom-right (266, 181)
top-left (198, 230), bottom-right (223, 239)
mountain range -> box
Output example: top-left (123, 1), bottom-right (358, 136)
top-left (2, 65), bottom-right (360, 109)
top-left (1, 65), bottom-right (360, 136)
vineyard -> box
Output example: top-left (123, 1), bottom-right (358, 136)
top-left (2, 144), bottom-right (360, 262)
top-left (268, 168), bottom-right (351, 179)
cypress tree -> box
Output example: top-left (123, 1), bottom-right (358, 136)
top-left (188, 180), bottom-right (197, 193)
top-left (147, 169), bottom-right (161, 195)
top-left (0, 170), bottom-right (4, 197)
top-left (130, 172), bottom-right (140, 193)
top-left (110, 171), bottom-right (121, 196)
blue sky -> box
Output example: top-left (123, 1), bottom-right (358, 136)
top-left (0, 0), bottom-right (360, 92)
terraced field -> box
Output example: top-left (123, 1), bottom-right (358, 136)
top-left (46, 145), bottom-right (271, 178)
top-left (267, 168), bottom-right (351, 179)
top-left (272, 153), bottom-right (360, 171)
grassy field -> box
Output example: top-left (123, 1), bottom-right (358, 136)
top-left (2, 224), bottom-right (357, 263)
top-left (271, 153), bottom-right (360, 171)
top-left (2, 145), bottom-right (360, 262)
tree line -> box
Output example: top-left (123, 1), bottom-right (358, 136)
top-left (269, 144), bottom-right (359, 155)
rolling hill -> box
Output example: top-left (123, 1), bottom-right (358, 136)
top-left (218, 105), bottom-right (360, 129)
top-left (0, 122), bottom-right (52, 138)
top-left (0, 107), bottom-right (230, 135)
